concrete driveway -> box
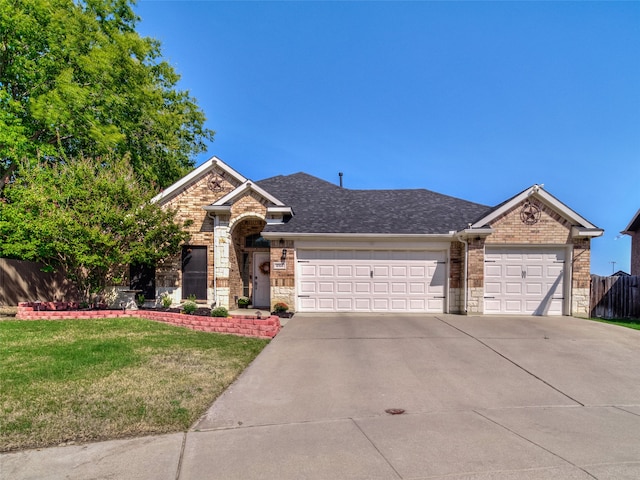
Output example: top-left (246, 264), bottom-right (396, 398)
top-left (3, 314), bottom-right (640, 479)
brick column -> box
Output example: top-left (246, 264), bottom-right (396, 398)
top-left (214, 221), bottom-right (231, 308)
top-left (467, 237), bottom-right (485, 314)
top-left (571, 238), bottom-right (591, 317)
top-left (270, 240), bottom-right (296, 311)
top-left (449, 241), bottom-right (464, 313)
top-left (630, 232), bottom-right (640, 276)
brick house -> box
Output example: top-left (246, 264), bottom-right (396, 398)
top-left (622, 209), bottom-right (640, 276)
top-left (146, 157), bottom-right (602, 316)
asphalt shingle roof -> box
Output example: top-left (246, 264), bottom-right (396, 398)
top-left (257, 172), bottom-right (492, 235)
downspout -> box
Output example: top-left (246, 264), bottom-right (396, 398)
top-left (567, 244), bottom-right (574, 317)
top-left (457, 234), bottom-right (469, 314)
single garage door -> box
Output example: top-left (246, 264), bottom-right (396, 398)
top-left (484, 247), bottom-right (565, 315)
top-left (297, 250), bottom-right (446, 313)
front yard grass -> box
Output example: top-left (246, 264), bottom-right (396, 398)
top-left (0, 318), bottom-right (269, 452)
top-left (589, 318), bottom-right (640, 330)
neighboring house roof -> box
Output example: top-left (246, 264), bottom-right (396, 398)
top-left (612, 270), bottom-right (630, 277)
top-left (257, 172), bottom-right (491, 235)
top-left (622, 209), bottom-right (640, 234)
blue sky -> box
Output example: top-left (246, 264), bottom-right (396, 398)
top-left (136, 1), bottom-right (639, 276)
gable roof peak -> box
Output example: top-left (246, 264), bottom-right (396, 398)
top-left (471, 184), bottom-right (601, 233)
top-left (622, 208), bottom-right (640, 234)
top-left (151, 156), bottom-right (246, 204)
top-left (210, 179), bottom-right (287, 208)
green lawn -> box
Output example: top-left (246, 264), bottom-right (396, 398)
top-left (0, 318), bottom-right (269, 452)
top-left (589, 318), bottom-right (640, 330)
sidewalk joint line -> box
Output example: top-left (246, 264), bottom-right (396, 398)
top-left (614, 406), bottom-right (640, 418)
top-left (473, 410), bottom-right (598, 480)
top-left (351, 418), bottom-right (404, 480)
top-left (174, 432), bottom-right (187, 480)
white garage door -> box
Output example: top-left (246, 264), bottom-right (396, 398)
top-left (297, 250), bottom-right (446, 313)
top-left (484, 247), bottom-right (565, 315)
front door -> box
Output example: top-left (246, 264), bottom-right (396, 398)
top-left (253, 252), bottom-right (270, 308)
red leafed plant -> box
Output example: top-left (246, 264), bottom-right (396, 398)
top-left (273, 302), bottom-right (289, 313)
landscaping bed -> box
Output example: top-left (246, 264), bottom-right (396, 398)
top-left (16, 303), bottom-right (281, 339)
top-left (163, 306), bottom-right (213, 316)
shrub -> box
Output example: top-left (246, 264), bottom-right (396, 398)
top-left (136, 294), bottom-right (145, 307)
top-left (237, 296), bottom-right (250, 307)
top-left (273, 302), bottom-right (288, 313)
top-left (160, 293), bottom-right (172, 309)
top-left (182, 295), bottom-right (197, 315)
top-left (211, 307), bottom-right (229, 318)
top-left (182, 301), bottom-right (197, 315)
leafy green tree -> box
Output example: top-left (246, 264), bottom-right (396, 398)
top-left (0, 156), bottom-right (192, 300)
top-left (0, 0), bottom-right (214, 192)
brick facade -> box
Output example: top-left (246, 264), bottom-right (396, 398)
top-left (151, 160), bottom-right (599, 317)
top-left (269, 239), bottom-right (296, 311)
top-left (150, 164), bottom-right (295, 311)
top-left (466, 237), bottom-right (486, 314)
top-left (448, 241), bottom-right (464, 313)
top-left (485, 202), bottom-right (572, 245)
top-left (631, 231), bottom-right (640, 276)
top-left (154, 168), bottom-right (246, 308)
top-left (456, 200), bottom-right (593, 316)
top-left (229, 218), bottom-right (268, 307)
top-left (449, 242), bottom-right (464, 289)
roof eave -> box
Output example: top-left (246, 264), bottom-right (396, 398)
top-left (571, 226), bottom-right (604, 238)
top-left (456, 227), bottom-right (494, 238)
top-left (622, 208), bottom-right (640, 234)
top-left (261, 232), bottom-right (457, 240)
top-left (203, 205), bottom-right (231, 214)
top-left (266, 206), bottom-right (293, 215)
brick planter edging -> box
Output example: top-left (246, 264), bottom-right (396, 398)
top-left (16, 303), bottom-right (280, 339)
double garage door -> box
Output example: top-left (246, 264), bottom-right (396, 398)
top-left (297, 249), bottom-right (446, 313)
top-left (484, 247), bottom-right (566, 315)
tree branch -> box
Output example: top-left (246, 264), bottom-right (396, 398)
top-left (0, 162), bottom-right (17, 194)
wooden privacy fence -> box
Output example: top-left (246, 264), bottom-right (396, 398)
top-left (0, 258), bottom-right (78, 306)
top-left (590, 275), bottom-right (640, 319)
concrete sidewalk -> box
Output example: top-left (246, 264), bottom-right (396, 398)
top-left (2, 314), bottom-right (640, 479)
